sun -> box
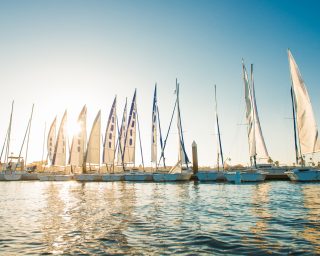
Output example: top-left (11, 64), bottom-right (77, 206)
top-left (67, 122), bottom-right (81, 139)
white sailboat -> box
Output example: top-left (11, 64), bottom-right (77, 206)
top-left (75, 110), bottom-right (102, 181)
top-left (39, 110), bottom-right (73, 181)
top-left (69, 105), bottom-right (87, 172)
top-left (101, 97), bottom-right (124, 181)
top-left (153, 80), bottom-right (192, 182)
top-left (197, 85), bottom-right (226, 181)
top-left (123, 90), bottom-right (152, 181)
top-left (225, 61), bottom-right (267, 183)
top-left (285, 49), bottom-right (320, 181)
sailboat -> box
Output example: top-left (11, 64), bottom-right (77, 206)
top-left (1, 102), bottom-right (34, 181)
top-left (225, 61), bottom-right (267, 183)
top-left (123, 89), bottom-right (152, 181)
top-left (39, 110), bottom-right (73, 181)
top-left (197, 85), bottom-right (226, 181)
top-left (75, 110), bottom-right (102, 181)
top-left (101, 96), bottom-right (124, 181)
top-left (69, 105), bottom-right (87, 172)
top-left (285, 49), bottom-right (320, 181)
top-left (153, 80), bottom-right (192, 182)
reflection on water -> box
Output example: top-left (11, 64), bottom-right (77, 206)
top-left (0, 181), bottom-right (319, 255)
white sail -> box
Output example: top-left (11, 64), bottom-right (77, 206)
top-left (47, 117), bottom-right (56, 164)
top-left (103, 97), bottom-right (117, 165)
top-left (85, 110), bottom-right (101, 165)
top-left (69, 105), bottom-right (87, 167)
top-left (288, 50), bottom-right (320, 154)
top-left (117, 99), bottom-right (127, 165)
top-left (53, 111), bottom-right (67, 166)
top-left (251, 65), bottom-right (269, 160)
top-left (151, 85), bottom-right (157, 163)
top-left (123, 90), bottom-right (137, 164)
top-left (243, 61), bottom-right (256, 158)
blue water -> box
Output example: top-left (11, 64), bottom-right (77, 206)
top-left (0, 181), bottom-right (319, 255)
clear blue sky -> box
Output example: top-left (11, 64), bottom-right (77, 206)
top-left (0, 0), bottom-right (319, 166)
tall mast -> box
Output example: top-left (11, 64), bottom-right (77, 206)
top-left (5, 101), bottom-right (14, 164)
top-left (250, 64), bottom-right (257, 168)
top-left (214, 85), bottom-right (224, 170)
top-left (290, 88), bottom-right (300, 165)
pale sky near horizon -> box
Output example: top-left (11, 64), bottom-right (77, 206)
top-left (0, 0), bottom-right (320, 166)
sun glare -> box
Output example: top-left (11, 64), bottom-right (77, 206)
top-left (67, 122), bottom-right (81, 139)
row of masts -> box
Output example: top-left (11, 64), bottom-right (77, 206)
top-left (46, 79), bottom-right (190, 172)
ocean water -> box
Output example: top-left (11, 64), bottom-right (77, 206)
top-left (0, 181), bottom-right (319, 255)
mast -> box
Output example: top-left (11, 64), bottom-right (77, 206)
top-left (250, 64), bottom-right (257, 168)
top-left (214, 85), bottom-right (224, 170)
top-left (25, 104), bottom-right (34, 165)
top-left (41, 122), bottom-right (46, 170)
top-left (5, 101), bottom-right (14, 164)
top-left (290, 87), bottom-right (300, 165)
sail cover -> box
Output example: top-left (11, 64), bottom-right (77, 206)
top-left (288, 50), bottom-right (320, 154)
top-left (103, 97), bottom-right (117, 164)
top-left (151, 85), bottom-right (157, 163)
top-left (117, 99), bottom-right (127, 165)
top-left (69, 105), bottom-right (87, 166)
top-left (123, 90), bottom-right (137, 164)
top-left (53, 111), bottom-right (67, 166)
top-left (47, 117), bottom-right (56, 164)
top-left (85, 110), bottom-right (101, 165)
top-left (250, 65), bottom-right (269, 159)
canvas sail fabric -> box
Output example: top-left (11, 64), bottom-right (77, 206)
top-left (103, 97), bottom-right (117, 165)
top-left (47, 117), bottom-right (56, 164)
top-left (151, 85), bottom-right (157, 163)
top-left (243, 62), bottom-right (256, 158)
top-left (288, 50), bottom-right (320, 154)
top-left (123, 90), bottom-right (137, 164)
top-left (53, 111), bottom-right (67, 166)
top-left (250, 66), bottom-right (269, 160)
top-left (85, 110), bottom-right (101, 165)
top-left (117, 99), bottom-right (127, 165)
top-left (69, 105), bottom-right (87, 166)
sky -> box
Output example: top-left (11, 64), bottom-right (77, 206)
top-left (0, 0), bottom-right (320, 167)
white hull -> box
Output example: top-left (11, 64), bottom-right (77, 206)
top-left (286, 168), bottom-right (320, 181)
top-left (153, 172), bottom-right (192, 182)
top-left (196, 171), bottom-right (225, 181)
top-left (101, 174), bottom-right (124, 181)
top-left (74, 174), bottom-right (102, 182)
top-left (38, 174), bottom-right (73, 181)
top-left (124, 172), bottom-right (153, 181)
top-left (4, 173), bottom-right (22, 181)
top-left (225, 169), bottom-right (266, 183)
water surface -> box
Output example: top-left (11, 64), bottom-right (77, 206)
top-left (0, 181), bottom-right (319, 255)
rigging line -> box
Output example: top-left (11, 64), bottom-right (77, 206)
top-left (136, 111), bottom-right (144, 171)
top-left (116, 114), bottom-right (125, 172)
top-left (25, 104), bottom-right (34, 165)
top-left (158, 98), bottom-right (177, 166)
top-left (157, 104), bottom-right (165, 168)
top-left (41, 122), bottom-right (46, 170)
top-left (0, 129), bottom-right (9, 162)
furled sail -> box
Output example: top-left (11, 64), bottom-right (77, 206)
top-left (117, 99), bottom-right (127, 165)
top-left (288, 49), bottom-right (320, 154)
top-left (123, 90), bottom-right (137, 164)
top-left (47, 117), bottom-right (56, 164)
top-left (69, 105), bottom-right (87, 167)
top-left (176, 82), bottom-right (189, 166)
top-left (242, 61), bottom-right (256, 158)
top-left (250, 65), bottom-right (269, 160)
top-left (151, 85), bottom-right (157, 163)
top-left (85, 110), bottom-right (101, 165)
top-left (103, 97), bottom-right (117, 165)
top-left (52, 111), bottom-right (67, 166)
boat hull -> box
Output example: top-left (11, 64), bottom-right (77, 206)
top-left (196, 171), bottom-right (225, 181)
top-left (4, 173), bottom-right (22, 181)
top-left (101, 174), bottom-right (124, 181)
top-left (74, 174), bottom-right (102, 182)
top-left (21, 173), bottom-right (39, 180)
top-left (124, 172), bottom-right (153, 181)
top-left (286, 168), bottom-right (320, 181)
top-left (153, 172), bottom-right (192, 182)
top-left (38, 174), bottom-right (73, 181)
top-left (225, 170), bottom-right (266, 183)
